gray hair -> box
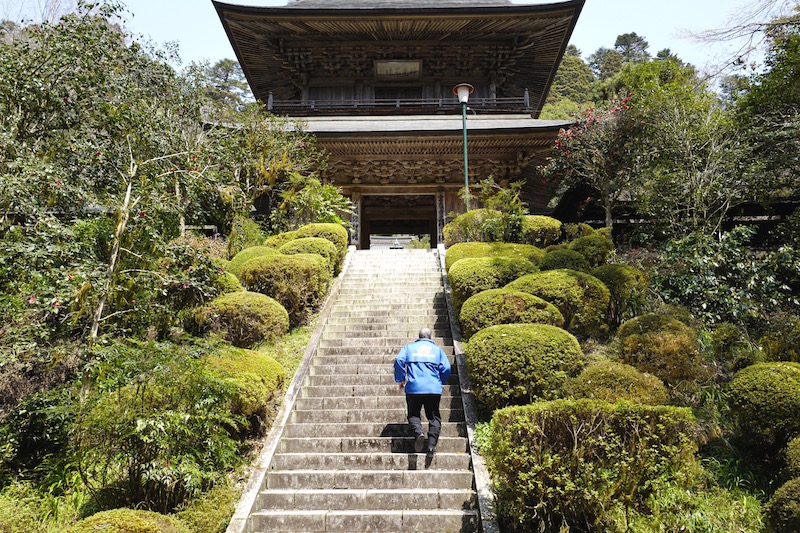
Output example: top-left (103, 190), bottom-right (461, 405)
top-left (418, 327), bottom-right (432, 339)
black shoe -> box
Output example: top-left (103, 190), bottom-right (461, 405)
top-left (426, 445), bottom-right (436, 456)
top-left (414, 433), bottom-right (425, 453)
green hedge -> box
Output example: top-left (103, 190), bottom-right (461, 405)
top-left (569, 234), bottom-right (614, 268)
top-left (444, 241), bottom-right (544, 272)
top-left (448, 256), bottom-right (537, 315)
top-left (486, 399), bottom-right (697, 531)
top-left (727, 362), bottom-right (800, 449)
top-left (295, 223), bottom-right (348, 275)
top-left (279, 237), bottom-right (338, 277)
top-left (520, 215), bottom-right (562, 247)
top-left (459, 288), bottom-right (564, 339)
top-left (264, 230), bottom-right (298, 249)
top-left (66, 508), bottom-right (189, 533)
top-left (194, 291), bottom-right (289, 348)
top-left (465, 324), bottom-right (583, 410)
top-left (240, 253), bottom-right (330, 327)
top-left (765, 477), bottom-right (800, 533)
top-left (205, 347), bottom-right (284, 421)
top-left (506, 269), bottom-right (610, 338)
top-left (214, 271), bottom-right (243, 294)
top-left (788, 436), bottom-right (800, 478)
top-left (592, 264), bottom-right (647, 327)
top-left (569, 360), bottom-right (669, 405)
top-left (443, 208), bottom-right (521, 246)
top-left (539, 249), bottom-right (590, 273)
top-left (225, 246), bottom-right (279, 280)
top-left (617, 313), bottom-right (701, 385)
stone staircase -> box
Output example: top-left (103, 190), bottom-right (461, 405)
top-left (249, 248), bottom-right (478, 532)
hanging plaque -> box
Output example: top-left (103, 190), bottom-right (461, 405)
top-left (375, 60), bottom-right (421, 82)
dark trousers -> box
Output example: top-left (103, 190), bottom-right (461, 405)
top-left (406, 393), bottom-right (442, 449)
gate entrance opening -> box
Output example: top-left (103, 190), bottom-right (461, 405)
top-left (359, 195), bottom-right (437, 250)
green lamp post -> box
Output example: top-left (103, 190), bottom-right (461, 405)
top-left (453, 83), bottom-right (474, 211)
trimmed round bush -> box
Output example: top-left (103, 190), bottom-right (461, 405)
top-left (264, 230), bottom-right (298, 249)
top-left (520, 215), bottom-right (562, 247)
top-left (459, 288), bottom-right (564, 339)
top-left (617, 313), bottom-right (701, 385)
top-left (563, 222), bottom-right (596, 240)
top-left (727, 362), bottom-right (800, 449)
top-left (788, 436), bottom-right (800, 478)
top-left (196, 291), bottom-right (289, 348)
top-left (766, 477), bottom-right (800, 533)
top-left (240, 253), bottom-right (330, 326)
top-left (225, 246), bottom-right (279, 280)
top-left (592, 264), bottom-right (647, 327)
top-left (445, 242), bottom-right (544, 272)
top-left (506, 269), bottom-right (610, 338)
top-left (448, 256), bottom-right (537, 314)
top-left (487, 400), bottom-right (697, 530)
top-left (569, 360), bottom-right (669, 405)
top-left (539, 249), bottom-right (590, 273)
top-left (295, 223), bottom-right (348, 275)
top-left (569, 234), bottom-right (614, 268)
top-left (465, 324), bottom-right (584, 410)
top-left (206, 347), bottom-right (284, 419)
top-left (215, 271), bottom-right (243, 294)
top-left (279, 237), bottom-right (338, 277)
top-left (66, 508), bottom-right (189, 533)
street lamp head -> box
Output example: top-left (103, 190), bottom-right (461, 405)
top-left (452, 83), bottom-right (474, 104)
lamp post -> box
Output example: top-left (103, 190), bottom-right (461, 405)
top-left (453, 83), bottom-right (474, 211)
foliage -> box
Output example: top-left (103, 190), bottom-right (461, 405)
top-left (175, 480), bottom-right (238, 533)
top-left (727, 362), bottom-right (800, 451)
top-left (569, 234), bottom-right (613, 268)
top-left (224, 246), bottom-right (279, 281)
top-left (0, 480), bottom-right (82, 533)
top-left (486, 399), bottom-right (697, 532)
top-left (239, 254), bottom-right (330, 327)
top-left (278, 237), bottom-right (337, 277)
top-left (541, 54), bottom-right (596, 119)
top-left (588, 47), bottom-right (624, 81)
top-left (458, 288), bottom-right (564, 339)
top-left (591, 263), bottom-right (647, 327)
top-left (295, 223), bottom-right (349, 276)
top-left (192, 291), bottom-right (289, 348)
top-left (226, 216), bottom-right (265, 259)
top-left (538, 249), bottom-right (590, 273)
top-left (214, 272), bottom-right (243, 294)
top-left (788, 436), bottom-right (800, 478)
top-left (760, 314), bottom-right (800, 363)
top-left (568, 360), bottom-right (669, 405)
top-left (614, 31), bottom-right (651, 63)
top-left (506, 269), bottom-right (610, 338)
top-left (444, 241), bottom-right (544, 272)
top-left (448, 256), bottom-right (537, 315)
top-left (270, 175), bottom-right (354, 232)
top-left (264, 230), bottom-right (298, 249)
top-left (765, 477), bottom-right (800, 533)
top-left (707, 322), bottom-right (761, 373)
top-left (519, 215), bottom-right (562, 247)
top-left (65, 508), bottom-right (189, 533)
top-left (465, 324), bottom-right (583, 410)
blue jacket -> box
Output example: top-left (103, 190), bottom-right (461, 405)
top-left (394, 338), bottom-right (451, 395)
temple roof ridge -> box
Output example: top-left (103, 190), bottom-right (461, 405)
top-left (285, 0), bottom-right (514, 8)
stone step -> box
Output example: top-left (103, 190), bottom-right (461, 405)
top-left (283, 422), bottom-right (467, 439)
top-left (326, 316), bottom-right (449, 326)
top-left (278, 436), bottom-right (469, 454)
top-left (330, 304), bottom-right (448, 314)
top-left (257, 488), bottom-right (476, 512)
top-left (329, 310), bottom-right (442, 320)
top-left (291, 408), bottom-right (464, 424)
top-left (298, 384), bottom-right (459, 398)
top-left (250, 509), bottom-right (478, 533)
top-left (312, 354), bottom-right (456, 366)
top-left (294, 395), bottom-right (463, 411)
top-left (318, 337), bottom-right (451, 348)
top-left (308, 363), bottom-right (457, 377)
top-left (322, 326), bottom-right (451, 337)
top-left (303, 374), bottom-right (459, 388)
top-left (316, 345), bottom-right (454, 356)
top-left (265, 469), bottom-right (475, 490)
top-left (270, 452), bottom-right (471, 471)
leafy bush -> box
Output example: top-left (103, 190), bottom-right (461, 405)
top-left (538, 249), bottom-right (590, 272)
top-left (295, 223), bottom-right (348, 275)
top-left (486, 399), bottom-right (697, 531)
top-left (592, 264), bottom-right (647, 327)
top-left (264, 230), bottom-right (298, 249)
top-left (278, 237), bottom-right (337, 277)
top-left (765, 477), bottom-right (800, 533)
top-left (760, 314), bottom-right (800, 363)
top-left (569, 360), bottom-right (669, 405)
top-left (465, 324), bottom-right (583, 410)
top-left (617, 313), bottom-right (702, 385)
top-left (448, 256), bottom-right (537, 314)
top-left (569, 234), bottom-right (614, 268)
top-left (459, 288), bottom-right (563, 339)
top-left (443, 208), bottom-right (523, 247)
top-left (506, 269), bottom-right (610, 338)
top-left (563, 222), bottom-right (596, 240)
top-left (214, 272), bottom-right (243, 294)
top-left (444, 242), bottom-right (544, 272)
top-left (520, 215), bottom-right (562, 247)
top-left (176, 481), bottom-right (238, 533)
top-left (66, 508), bottom-right (189, 533)
top-left (193, 291), bottom-right (289, 348)
top-left (227, 216), bottom-right (265, 259)
top-left (708, 322), bottom-right (760, 372)
top-left (0, 481), bottom-right (79, 532)
top-left (240, 254), bottom-right (330, 327)
top-left (224, 246), bottom-right (279, 280)
top-left (727, 362), bottom-right (800, 450)
top-left (788, 436), bottom-right (800, 478)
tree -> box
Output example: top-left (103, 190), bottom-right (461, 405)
top-left (194, 58), bottom-right (252, 117)
top-left (588, 46), bottom-right (624, 81)
top-left (615, 32), bottom-right (650, 63)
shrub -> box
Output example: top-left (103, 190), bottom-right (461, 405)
top-left (569, 360), bottom-right (669, 405)
top-left (563, 222), bottom-right (595, 240)
top-left (240, 254), bottom-right (330, 326)
top-left (66, 508), bottom-right (190, 533)
top-left (486, 399), bottom-right (697, 531)
top-left (448, 256), bottom-right (537, 314)
top-left (227, 216), bottom-right (264, 258)
top-left (264, 230), bottom-right (298, 249)
top-left (205, 347), bottom-right (284, 420)
top-left (459, 288), bottom-right (563, 339)
top-left (592, 264), bottom-right (647, 327)
top-left (443, 208), bottom-right (522, 246)
top-left (194, 291), bottom-right (289, 348)
top-left (617, 313), bottom-right (702, 385)
top-left (214, 271), bottom-right (243, 294)
top-left (539, 249), bottom-right (590, 272)
top-left (444, 242), bottom-right (544, 272)
top-left (708, 322), bottom-right (759, 372)
top-left (760, 314), bottom-right (800, 363)
top-left (278, 237), bottom-right (337, 277)
top-left (765, 477), bottom-right (800, 533)
top-left (176, 481), bottom-right (238, 533)
top-left (506, 269), bottom-right (610, 338)
top-left (788, 436), bottom-right (800, 478)
top-left (295, 223), bottom-right (348, 275)
top-left (569, 234), bottom-right (614, 268)
top-left (520, 215), bottom-right (562, 247)
top-left (465, 324), bottom-right (583, 410)
top-left (0, 481), bottom-right (78, 532)
top-left (224, 246), bottom-right (279, 280)
top-left (727, 362), bottom-right (800, 450)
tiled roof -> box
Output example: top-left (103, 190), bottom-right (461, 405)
top-left (286, 0), bottom-right (513, 7)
